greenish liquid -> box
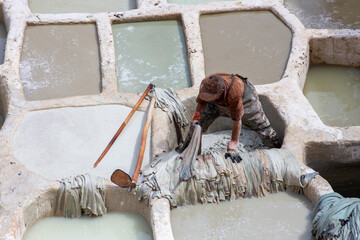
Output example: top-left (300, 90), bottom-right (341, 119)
top-left (20, 24), bottom-right (101, 101)
top-left (113, 20), bottom-right (191, 93)
top-left (168, 0), bottom-right (237, 4)
top-left (171, 192), bottom-right (313, 240)
top-left (22, 212), bottom-right (153, 240)
top-left (284, 0), bottom-right (360, 29)
top-left (0, 23), bottom-right (6, 65)
top-left (200, 11), bottom-right (292, 85)
top-left (303, 65), bottom-right (360, 127)
top-left (28, 0), bottom-right (136, 13)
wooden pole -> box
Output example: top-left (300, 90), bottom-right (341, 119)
top-left (93, 83), bottom-right (154, 168)
top-left (131, 97), bottom-right (156, 185)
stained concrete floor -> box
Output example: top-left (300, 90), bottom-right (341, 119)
top-left (0, 0), bottom-right (359, 239)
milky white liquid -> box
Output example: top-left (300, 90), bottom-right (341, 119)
top-left (23, 212), bottom-right (153, 240)
top-left (171, 192), bottom-right (314, 240)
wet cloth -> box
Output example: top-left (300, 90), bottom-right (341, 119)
top-left (137, 148), bottom-right (306, 208)
top-left (150, 87), bottom-right (188, 128)
top-left (55, 173), bottom-right (107, 218)
top-left (312, 192), bottom-right (360, 240)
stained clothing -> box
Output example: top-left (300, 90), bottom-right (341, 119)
top-left (195, 73), bottom-right (279, 148)
top-left (196, 73), bottom-right (245, 121)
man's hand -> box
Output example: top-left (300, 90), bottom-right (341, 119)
top-left (225, 151), bottom-right (242, 163)
top-left (225, 141), bottom-right (242, 163)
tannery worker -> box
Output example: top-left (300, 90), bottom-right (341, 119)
top-left (190, 73), bottom-right (280, 160)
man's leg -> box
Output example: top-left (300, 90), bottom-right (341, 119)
top-left (241, 80), bottom-right (280, 148)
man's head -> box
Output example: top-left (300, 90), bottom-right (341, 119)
top-left (198, 74), bottom-right (225, 102)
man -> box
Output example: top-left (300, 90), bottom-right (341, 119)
top-left (190, 73), bottom-right (280, 161)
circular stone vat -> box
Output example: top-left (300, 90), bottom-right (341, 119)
top-left (21, 185), bottom-right (154, 239)
top-left (170, 192), bottom-right (313, 240)
top-left (13, 105), bottom-right (151, 180)
top-left (303, 65), bottom-right (360, 127)
top-left (200, 11), bottom-right (292, 85)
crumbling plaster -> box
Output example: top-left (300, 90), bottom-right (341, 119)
top-left (0, 0), bottom-right (359, 239)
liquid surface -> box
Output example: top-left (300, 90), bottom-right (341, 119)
top-left (171, 192), bottom-right (313, 240)
top-left (303, 65), bottom-right (360, 127)
top-left (22, 212), bottom-right (153, 240)
top-left (20, 24), bottom-right (101, 101)
top-left (0, 23), bottom-right (7, 65)
top-left (284, 0), bottom-right (360, 29)
top-left (200, 11), bottom-right (292, 85)
top-left (168, 0), bottom-right (236, 4)
top-left (13, 105), bottom-right (151, 180)
top-left (28, 0), bottom-right (136, 13)
top-left (113, 20), bottom-right (191, 93)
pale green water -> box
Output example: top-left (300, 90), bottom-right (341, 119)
top-left (171, 192), bottom-right (313, 240)
top-left (200, 11), bottom-right (292, 85)
top-left (22, 212), bottom-right (153, 240)
top-left (168, 0), bottom-right (237, 4)
top-left (28, 0), bottom-right (136, 13)
top-left (20, 24), bottom-right (101, 101)
top-left (0, 23), bottom-right (7, 65)
top-left (303, 65), bottom-right (360, 127)
top-left (284, 0), bottom-right (360, 29)
top-left (113, 20), bottom-right (191, 93)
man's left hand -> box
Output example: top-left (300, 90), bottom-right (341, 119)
top-left (225, 151), bottom-right (242, 163)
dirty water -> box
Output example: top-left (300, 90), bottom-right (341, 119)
top-left (28, 0), bottom-right (136, 13)
top-left (303, 65), bottom-right (360, 127)
top-left (22, 212), bottom-right (153, 240)
top-left (171, 192), bottom-right (313, 240)
top-left (200, 11), bottom-right (292, 85)
top-left (0, 22), bottom-right (6, 65)
top-left (20, 24), bottom-right (101, 101)
top-left (284, 0), bottom-right (360, 29)
top-left (113, 20), bottom-right (191, 93)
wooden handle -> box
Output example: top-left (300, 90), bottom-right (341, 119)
top-left (93, 83), bottom-right (154, 168)
top-left (131, 97), bottom-right (156, 184)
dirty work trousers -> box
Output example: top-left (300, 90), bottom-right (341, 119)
top-left (200, 80), bottom-right (280, 148)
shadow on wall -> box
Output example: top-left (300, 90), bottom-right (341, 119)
top-left (310, 36), bottom-right (360, 67)
top-left (0, 77), bottom-right (7, 129)
top-left (306, 142), bottom-right (360, 198)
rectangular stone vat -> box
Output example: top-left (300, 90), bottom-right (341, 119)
top-left (200, 11), bottom-right (292, 85)
top-left (306, 142), bottom-right (360, 198)
top-left (20, 24), bottom-right (101, 101)
top-left (0, 22), bottom-right (6, 65)
top-left (284, 0), bottom-right (360, 29)
top-left (170, 192), bottom-right (313, 240)
top-left (23, 212), bottom-right (153, 240)
top-left (113, 20), bottom-right (191, 93)
top-left (303, 65), bottom-right (360, 127)
top-left (28, 0), bottom-right (136, 13)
